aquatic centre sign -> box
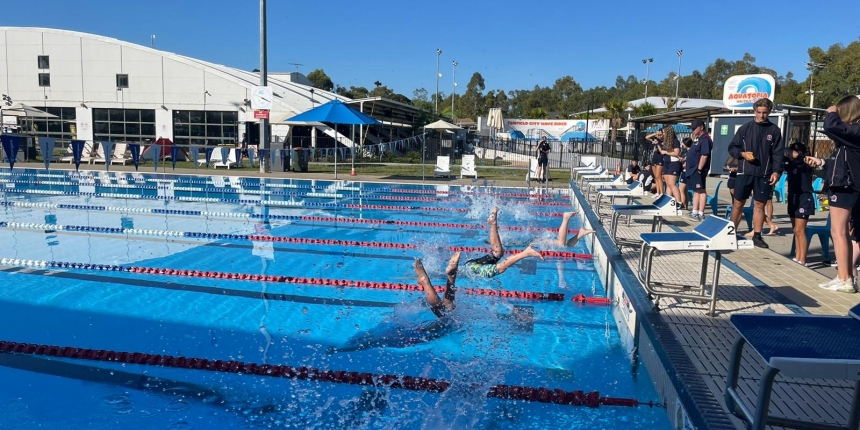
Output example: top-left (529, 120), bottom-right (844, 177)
top-left (722, 74), bottom-right (776, 110)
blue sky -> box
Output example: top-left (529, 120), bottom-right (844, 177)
top-left (4, 0), bottom-right (859, 98)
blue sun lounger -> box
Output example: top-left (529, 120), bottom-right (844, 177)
top-left (725, 303), bottom-right (860, 430)
top-left (610, 194), bottom-right (680, 250)
top-left (594, 181), bottom-right (645, 217)
top-left (637, 216), bottom-right (753, 317)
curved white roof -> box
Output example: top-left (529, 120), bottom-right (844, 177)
top-left (0, 26), bottom-right (341, 117)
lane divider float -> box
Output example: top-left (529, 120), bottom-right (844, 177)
top-left (0, 258), bottom-right (566, 302)
top-left (0, 221), bottom-right (592, 260)
top-left (0, 202), bottom-right (564, 233)
top-left (0, 341), bottom-right (657, 408)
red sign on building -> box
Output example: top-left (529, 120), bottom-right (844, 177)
top-left (254, 110), bottom-right (270, 120)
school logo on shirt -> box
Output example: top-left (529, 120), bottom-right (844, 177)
top-left (767, 135), bottom-right (772, 141)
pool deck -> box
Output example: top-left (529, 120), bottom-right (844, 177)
top-left (8, 162), bottom-right (860, 429)
top-left (580, 178), bottom-right (859, 430)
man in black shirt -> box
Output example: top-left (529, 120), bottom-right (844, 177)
top-left (536, 136), bottom-right (551, 183)
top-left (626, 159), bottom-right (641, 184)
top-left (727, 98), bottom-right (784, 248)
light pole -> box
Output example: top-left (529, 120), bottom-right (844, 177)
top-left (452, 60), bottom-right (458, 122)
top-left (674, 50), bottom-right (682, 110)
top-left (805, 61), bottom-right (825, 108)
top-left (435, 49), bottom-right (442, 115)
top-left (259, 0), bottom-right (269, 173)
top-left (642, 58), bottom-right (653, 99)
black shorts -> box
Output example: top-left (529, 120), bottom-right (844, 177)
top-left (687, 170), bottom-right (708, 191)
top-left (829, 186), bottom-right (859, 209)
top-left (787, 192), bottom-right (815, 219)
top-left (663, 161), bottom-right (681, 177)
top-left (727, 171), bottom-right (737, 190)
top-left (733, 174), bottom-right (774, 203)
top-left (651, 152), bottom-right (663, 166)
top-left (538, 155), bottom-right (548, 167)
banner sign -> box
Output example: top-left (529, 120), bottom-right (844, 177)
top-left (722, 74), bottom-right (776, 109)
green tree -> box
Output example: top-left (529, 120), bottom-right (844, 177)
top-left (335, 86), bottom-right (369, 99)
top-left (369, 84), bottom-right (396, 98)
top-left (412, 88), bottom-right (433, 112)
top-left (603, 99), bottom-right (629, 155)
top-left (528, 107), bottom-right (549, 119)
top-left (553, 76), bottom-right (583, 114)
top-left (307, 69), bottom-right (334, 91)
top-left (456, 72), bottom-right (486, 120)
top-left (805, 40), bottom-right (860, 107)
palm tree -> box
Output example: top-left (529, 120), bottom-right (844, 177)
top-left (661, 97), bottom-right (686, 112)
top-left (603, 99), bottom-right (629, 156)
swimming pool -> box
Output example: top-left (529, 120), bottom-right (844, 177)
top-left (0, 168), bottom-right (671, 429)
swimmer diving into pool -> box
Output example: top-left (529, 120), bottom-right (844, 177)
top-left (326, 253), bottom-right (463, 354)
top-left (464, 207), bottom-right (544, 278)
top-left (555, 211), bottom-right (595, 248)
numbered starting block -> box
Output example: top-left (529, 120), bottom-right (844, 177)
top-left (584, 174), bottom-right (625, 200)
top-left (637, 215), bottom-right (753, 317)
top-left (594, 181), bottom-right (644, 217)
top-left (610, 194), bottom-right (680, 250)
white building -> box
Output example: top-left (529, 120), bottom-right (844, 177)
top-left (0, 27), bottom-right (420, 148)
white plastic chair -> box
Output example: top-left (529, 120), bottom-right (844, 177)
top-left (460, 154), bottom-right (477, 178)
top-left (434, 156), bottom-right (451, 178)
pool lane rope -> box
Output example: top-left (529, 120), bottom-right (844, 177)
top-left (0, 221), bottom-right (593, 261)
top-left (0, 181), bottom-right (570, 208)
top-left (0, 173), bottom-right (571, 200)
top-left (0, 201), bottom-right (569, 233)
top-left (0, 258), bottom-right (571, 302)
top-left (0, 341), bottom-right (657, 408)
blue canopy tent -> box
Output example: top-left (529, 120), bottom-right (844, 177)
top-left (560, 131), bottom-right (598, 142)
top-left (285, 100), bottom-right (380, 179)
top-left (644, 123), bottom-right (692, 134)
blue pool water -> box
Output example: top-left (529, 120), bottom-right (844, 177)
top-left (0, 168), bottom-right (671, 429)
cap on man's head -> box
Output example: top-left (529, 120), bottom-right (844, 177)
top-left (789, 141), bottom-right (808, 153)
top-left (690, 119), bottom-right (705, 130)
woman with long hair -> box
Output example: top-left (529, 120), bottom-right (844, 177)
top-left (645, 129), bottom-right (665, 194)
top-left (658, 125), bottom-right (683, 205)
top-left (805, 95), bottom-right (860, 293)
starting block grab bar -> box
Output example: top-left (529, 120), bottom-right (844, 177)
top-left (610, 194), bottom-right (681, 250)
top-left (636, 215), bottom-right (753, 317)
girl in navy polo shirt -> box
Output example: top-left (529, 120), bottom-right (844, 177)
top-left (785, 142), bottom-right (814, 266)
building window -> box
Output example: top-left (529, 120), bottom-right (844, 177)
top-left (38, 73), bottom-right (51, 87)
top-left (30, 107), bottom-right (77, 143)
top-left (172, 110), bottom-right (238, 146)
top-left (116, 74), bottom-right (129, 89)
top-left (93, 108), bottom-right (157, 143)
top-left (38, 55), bottom-right (49, 69)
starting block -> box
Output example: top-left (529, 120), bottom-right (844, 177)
top-left (594, 181), bottom-right (644, 217)
top-left (725, 303), bottom-right (860, 430)
top-left (584, 174), bottom-right (625, 200)
top-left (637, 215), bottom-right (753, 317)
top-left (610, 194), bottom-right (680, 250)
